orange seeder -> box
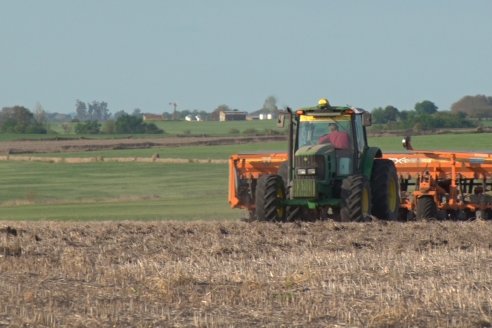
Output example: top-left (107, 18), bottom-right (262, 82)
top-left (383, 137), bottom-right (492, 219)
top-left (228, 153), bottom-right (288, 216)
top-left (228, 137), bottom-right (492, 220)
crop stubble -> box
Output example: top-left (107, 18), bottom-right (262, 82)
top-left (0, 220), bottom-right (491, 327)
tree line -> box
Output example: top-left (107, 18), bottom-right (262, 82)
top-left (0, 105), bottom-right (163, 135)
top-left (371, 95), bottom-right (492, 131)
top-left (1, 95), bottom-right (491, 134)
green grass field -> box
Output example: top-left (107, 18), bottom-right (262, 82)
top-left (0, 161), bottom-right (241, 220)
top-left (43, 119), bottom-right (285, 138)
top-left (1, 133), bottom-right (491, 221)
top-left (369, 133), bottom-right (492, 152)
top-left (0, 120), bottom-right (285, 141)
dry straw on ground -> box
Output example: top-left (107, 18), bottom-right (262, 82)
top-left (1, 220), bottom-right (491, 327)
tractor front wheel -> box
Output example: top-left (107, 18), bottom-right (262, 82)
top-left (340, 175), bottom-right (372, 222)
top-left (255, 174), bottom-right (286, 221)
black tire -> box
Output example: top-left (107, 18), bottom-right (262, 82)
top-left (301, 209), bottom-right (319, 221)
top-left (255, 174), bottom-right (286, 221)
top-left (286, 207), bottom-right (319, 221)
top-left (415, 196), bottom-right (437, 220)
top-left (371, 159), bottom-right (400, 220)
top-left (340, 175), bottom-right (372, 222)
top-left (286, 206), bottom-right (301, 221)
top-left (398, 208), bottom-right (410, 221)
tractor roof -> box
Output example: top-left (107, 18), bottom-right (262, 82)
top-left (297, 99), bottom-right (367, 116)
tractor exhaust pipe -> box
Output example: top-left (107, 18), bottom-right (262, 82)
top-left (286, 107), bottom-right (294, 185)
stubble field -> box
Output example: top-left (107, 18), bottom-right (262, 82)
top-left (1, 220), bottom-right (492, 327)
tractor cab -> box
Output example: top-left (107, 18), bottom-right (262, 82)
top-left (281, 99), bottom-right (373, 205)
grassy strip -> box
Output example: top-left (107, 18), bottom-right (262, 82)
top-left (370, 133), bottom-right (492, 151)
top-left (0, 161), bottom-right (240, 220)
top-left (44, 120), bottom-right (285, 138)
top-left (0, 198), bottom-right (241, 221)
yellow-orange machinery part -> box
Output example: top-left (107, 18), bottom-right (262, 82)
top-left (228, 150), bottom-right (492, 213)
top-left (228, 153), bottom-right (288, 210)
top-left (383, 151), bottom-right (492, 212)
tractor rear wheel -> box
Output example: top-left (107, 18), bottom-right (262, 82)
top-left (371, 159), bottom-right (400, 220)
top-left (255, 174), bottom-right (286, 221)
top-left (340, 175), bottom-right (372, 222)
top-left (416, 196), bottom-right (437, 220)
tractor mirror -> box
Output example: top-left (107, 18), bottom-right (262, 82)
top-left (277, 113), bottom-right (285, 128)
top-left (362, 112), bottom-right (372, 126)
top-left (402, 136), bottom-right (413, 150)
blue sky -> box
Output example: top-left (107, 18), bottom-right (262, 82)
top-left (1, 1), bottom-right (491, 114)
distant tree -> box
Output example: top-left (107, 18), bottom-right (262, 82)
top-left (451, 95), bottom-right (492, 119)
top-left (162, 112), bottom-right (172, 120)
top-left (415, 100), bottom-right (438, 115)
top-left (398, 110), bottom-right (410, 122)
top-left (88, 101), bottom-right (111, 121)
top-left (0, 106), bottom-right (47, 133)
top-left (383, 105), bottom-right (399, 122)
top-left (132, 108), bottom-right (143, 119)
top-left (74, 120), bottom-right (101, 134)
top-left (197, 110), bottom-right (210, 121)
top-left (61, 122), bottom-right (73, 134)
top-left (101, 120), bottom-right (116, 134)
top-left (433, 111), bottom-right (474, 128)
top-left (75, 100), bottom-right (88, 121)
top-left (113, 110), bottom-right (127, 120)
top-left (371, 107), bottom-right (386, 124)
top-left (46, 112), bottom-right (73, 123)
top-left (371, 105), bottom-right (399, 124)
top-left (34, 102), bottom-right (47, 125)
top-left (115, 114), bottom-right (163, 134)
top-left (262, 96), bottom-right (278, 113)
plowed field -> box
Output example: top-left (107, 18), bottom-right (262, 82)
top-left (0, 136), bottom-right (285, 154)
top-left (1, 220), bottom-right (491, 327)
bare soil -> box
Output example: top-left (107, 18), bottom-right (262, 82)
top-left (1, 220), bottom-right (491, 327)
top-left (0, 136), bottom-right (286, 154)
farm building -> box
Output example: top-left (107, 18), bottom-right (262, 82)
top-left (143, 114), bottom-right (164, 121)
top-left (247, 113), bottom-right (274, 120)
top-left (219, 111), bottom-right (247, 121)
top-left (185, 115), bottom-right (203, 121)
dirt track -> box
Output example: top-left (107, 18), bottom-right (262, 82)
top-left (1, 220), bottom-right (491, 327)
top-left (0, 135), bottom-right (286, 154)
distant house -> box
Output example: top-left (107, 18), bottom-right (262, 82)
top-left (259, 113), bottom-right (273, 120)
top-left (219, 111), bottom-right (247, 121)
top-left (143, 114), bottom-right (164, 121)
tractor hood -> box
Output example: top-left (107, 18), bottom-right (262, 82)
top-left (295, 143), bottom-right (334, 157)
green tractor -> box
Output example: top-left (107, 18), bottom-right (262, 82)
top-left (255, 98), bottom-right (400, 221)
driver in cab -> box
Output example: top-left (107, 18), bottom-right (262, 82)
top-left (318, 123), bottom-right (350, 149)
